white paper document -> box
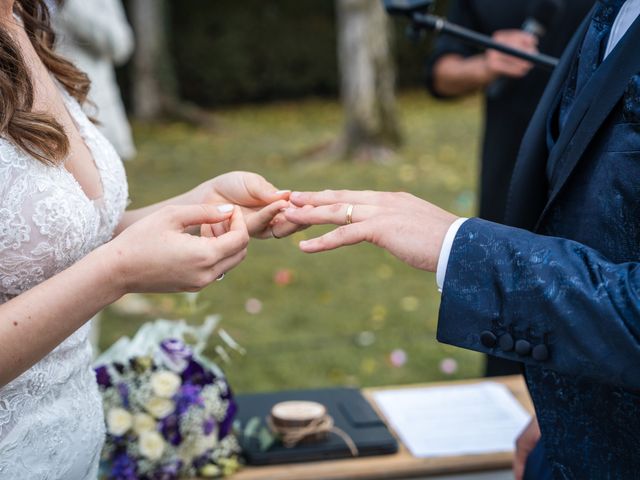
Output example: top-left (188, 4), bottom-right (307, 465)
top-left (372, 382), bottom-right (531, 458)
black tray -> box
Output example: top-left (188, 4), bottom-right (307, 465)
top-left (236, 387), bottom-right (398, 465)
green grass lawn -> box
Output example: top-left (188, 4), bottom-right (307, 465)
top-left (100, 91), bottom-right (484, 393)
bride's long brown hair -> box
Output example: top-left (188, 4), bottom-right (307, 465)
top-left (1, 0), bottom-right (90, 165)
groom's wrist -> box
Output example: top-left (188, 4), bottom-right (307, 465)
top-left (436, 217), bottom-right (469, 291)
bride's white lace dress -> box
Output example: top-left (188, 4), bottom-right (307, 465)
top-left (0, 86), bottom-right (128, 479)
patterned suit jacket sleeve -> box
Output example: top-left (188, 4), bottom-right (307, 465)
top-left (437, 217), bottom-right (640, 388)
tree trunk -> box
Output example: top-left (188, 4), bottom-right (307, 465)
top-left (129, 0), bottom-right (213, 125)
top-left (336, 0), bottom-right (401, 160)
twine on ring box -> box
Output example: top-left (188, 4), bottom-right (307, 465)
top-left (267, 401), bottom-right (359, 457)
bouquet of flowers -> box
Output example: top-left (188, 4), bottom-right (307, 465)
top-left (95, 316), bottom-right (242, 479)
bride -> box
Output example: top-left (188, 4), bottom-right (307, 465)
top-left (0, 1), bottom-right (298, 478)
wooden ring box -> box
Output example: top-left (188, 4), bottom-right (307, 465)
top-left (270, 400), bottom-right (329, 444)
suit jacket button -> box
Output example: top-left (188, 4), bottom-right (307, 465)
top-left (532, 344), bottom-right (550, 361)
top-left (480, 331), bottom-right (497, 348)
top-left (499, 333), bottom-right (515, 352)
top-left (515, 339), bottom-right (532, 356)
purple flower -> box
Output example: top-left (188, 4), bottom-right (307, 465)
top-left (192, 454), bottom-right (210, 470)
top-left (203, 417), bottom-right (216, 436)
top-left (159, 339), bottom-right (193, 373)
top-left (151, 460), bottom-right (182, 480)
top-left (95, 365), bottom-right (112, 389)
top-left (117, 382), bottom-right (130, 408)
top-left (218, 397), bottom-right (237, 440)
top-left (160, 414), bottom-right (182, 446)
top-left (109, 452), bottom-right (137, 480)
top-left (175, 384), bottom-right (204, 415)
top-left (181, 360), bottom-right (214, 386)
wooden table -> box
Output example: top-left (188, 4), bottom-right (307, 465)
top-left (231, 375), bottom-right (533, 480)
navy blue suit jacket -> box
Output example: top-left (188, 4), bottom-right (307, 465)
top-left (437, 10), bottom-right (640, 478)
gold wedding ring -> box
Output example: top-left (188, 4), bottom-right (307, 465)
top-left (345, 204), bottom-right (354, 225)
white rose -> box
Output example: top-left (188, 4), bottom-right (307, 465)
top-left (145, 396), bottom-right (175, 419)
top-left (139, 430), bottom-right (166, 460)
top-left (133, 413), bottom-right (157, 435)
top-left (106, 407), bottom-right (133, 436)
top-left (150, 370), bottom-right (182, 398)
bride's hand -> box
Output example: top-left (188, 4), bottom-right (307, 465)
top-left (105, 204), bottom-right (249, 294)
top-left (189, 171), bottom-right (302, 239)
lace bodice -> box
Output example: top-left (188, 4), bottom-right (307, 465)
top-left (0, 86), bottom-right (128, 479)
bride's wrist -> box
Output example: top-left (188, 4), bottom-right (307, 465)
top-left (87, 243), bottom-right (130, 302)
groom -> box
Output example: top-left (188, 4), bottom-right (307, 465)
top-left (284, 1), bottom-right (640, 478)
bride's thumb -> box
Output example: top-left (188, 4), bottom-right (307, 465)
top-left (247, 176), bottom-right (291, 203)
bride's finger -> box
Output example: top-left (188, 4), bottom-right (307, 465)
top-left (298, 223), bottom-right (369, 253)
top-left (201, 208), bottom-right (249, 262)
top-left (212, 222), bottom-right (227, 237)
top-left (284, 204), bottom-right (376, 226)
top-left (200, 223), bottom-right (215, 237)
top-left (210, 247), bottom-right (248, 280)
top-left (289, 190), bottom-right (383, 208)
top-left (200, 221), bottom-right (228, 238)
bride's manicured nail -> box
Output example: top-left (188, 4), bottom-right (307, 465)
top-left (217, 204), bottom-right (234, 213)
top-left (275, 190), bottom-right (291, 195)
top-left (290, 191), bottom-right (301, 200)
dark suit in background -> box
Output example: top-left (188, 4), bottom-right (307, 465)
top-left (438, 4), bottom-right (640, 476)
top-left (425, 0), bottom-right (594, 376)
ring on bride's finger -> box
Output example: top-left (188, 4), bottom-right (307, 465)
top-left (271, 227), bottom-right (282, 239)
top-left (216, 273), bottom-right (225, 281)
top-left (345, 204), bottom-right (355, 225)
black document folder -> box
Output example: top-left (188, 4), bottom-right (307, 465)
top-left (236, 387), bottom-right (399, 465)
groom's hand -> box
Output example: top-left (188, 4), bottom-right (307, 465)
top-left (285, 190), bottom-right (458, 272)
top-left (191, 171), bottom-right (302, 239)
top-left (514, 417), bottom-right (541, 480)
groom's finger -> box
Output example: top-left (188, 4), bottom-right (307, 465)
top-left (247, 200), bottom-right (289, 237)
top-left (271, 213), bottom-right (308, 238)
top-left (299, 223), bottom-right (368, 253)
top-left (290, 190), bottom-right (382, 207)
top-left (285, 204), bottom-right (376, 226)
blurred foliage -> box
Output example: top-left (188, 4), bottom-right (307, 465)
top-left (102, 91), bottom-right (484, 393)
top-left (166, 0), bottom-right (444, 106)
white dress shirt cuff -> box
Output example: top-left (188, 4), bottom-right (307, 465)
top-left (436, 217), bottom-right (469, 292)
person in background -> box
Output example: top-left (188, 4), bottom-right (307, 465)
top-left (49, 0), bottom-right (136, 354)
top-left (425, 0), bottom-right (594, 377)
top-left (52, 0), bottom-right (136, 161)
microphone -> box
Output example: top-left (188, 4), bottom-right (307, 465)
top-left (486, 0), bottom-right (564, 98)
